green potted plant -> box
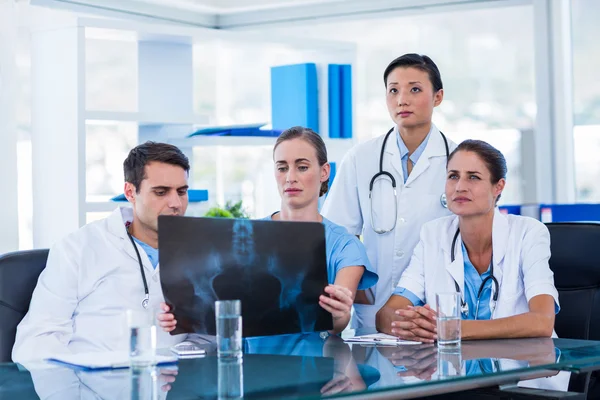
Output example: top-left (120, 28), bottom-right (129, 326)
top-left (203, 200), bottom-right (250, 219)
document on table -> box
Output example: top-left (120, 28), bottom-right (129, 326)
top-left (47, 351), bottom-right (177, 371)
top-left (344, 333), bottom-right (422, 346)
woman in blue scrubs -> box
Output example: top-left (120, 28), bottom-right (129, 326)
top-left (266, 126), bottom-right (378, 334)
top-left (159, 126), bottom-right (377, 335)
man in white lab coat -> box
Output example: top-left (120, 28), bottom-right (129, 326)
top-left (12, 141), bottom-right (190, 363)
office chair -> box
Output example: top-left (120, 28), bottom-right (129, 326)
top-left (546, 222), bottom-right (600, 399)
top-left (0, 249), bottom-right (49, 362)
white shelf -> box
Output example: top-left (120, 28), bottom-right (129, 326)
top-left (85, 111), bottom-right (209, 125)
top-left (168, 135), bottom-right (356, 148)
top-left (85, 201), bottom-right (122, 213)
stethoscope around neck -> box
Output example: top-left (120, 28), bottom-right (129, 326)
top-left (126, 226), bottom-right (150, 309)
top-left (369, 127), bottom-right (450, 234)
top-left (450, 227), bottom-right (500, 320)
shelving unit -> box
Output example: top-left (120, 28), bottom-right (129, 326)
top-left (31, 15), bottom-right (358, 248)
top-left (85, 111), bottom-right (209, 126)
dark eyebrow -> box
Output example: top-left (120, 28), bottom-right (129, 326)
top-left (408, 81), bottom-right (422, 85)
top-left (275, 160), bottom-right (288, 164)
top-left (151, 185), bottom-right (189, 191)
top-left (294, 158), bottom-right (311, 163)
top-left (447, 170), bottom-right (482, 175)
top-left (387, 81), bottom-right (398, 86)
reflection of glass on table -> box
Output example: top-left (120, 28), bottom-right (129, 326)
top-left (218, 358), bottom-right (244, 400)
top-left (437, 347), bottom-right (464, 379)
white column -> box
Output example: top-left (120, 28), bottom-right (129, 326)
top-left (0, 0), bottom-right (20, 254)
top-left (31, 22), bottom-right (86, 248)
top-left (533, 0), bottom-right (575, 204)
top-left (137, 38), bottom-right (194, 180)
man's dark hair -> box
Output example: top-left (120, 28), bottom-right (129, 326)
top-left (383, 53), bottom-right (443, 92)
top-left (123, 141), bottom-right (190, 193)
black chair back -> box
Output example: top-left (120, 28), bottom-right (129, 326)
top-left (547, 222), bottom-right (600, 341)
top-left (0, 250), bottom-right (48, 362)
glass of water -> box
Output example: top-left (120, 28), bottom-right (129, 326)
top-left (126, 309), bottom-right (157, 368)
top-left (436, 293), bottom-right (461, 349)
top-left (215, 300), bottom-right (242, 359)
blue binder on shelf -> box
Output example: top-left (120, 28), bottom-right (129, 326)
top-left (328, 65), bottom-right (342, 139)
top-left (539, 203), bottom-right (600, 223)
top-left (327, 64), bottom-right (353, 139)
top-left (340, 64), bottom-right (353, 139)
top-left (271, 63), bottom-right (319, 131)
top-left (499, 205), bottom-right (521, 215)
top-left (329, 162), bottom-right (337, 189)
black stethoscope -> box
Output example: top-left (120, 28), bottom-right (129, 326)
top-left (126, 227), bottom-right (150, 309)
top-left (369, 128), bottom-right (450, 234)
top-left (450, 228), bottom-right (499, 320)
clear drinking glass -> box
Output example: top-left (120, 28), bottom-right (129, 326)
top-left (218, 358), bottom-right (244, 399)
top-left (436, 292), bottom-right (461, 348)
top-left (215, 300), bottom-right (242, 359)
top-left (126, 309), bottom-right (157, 368)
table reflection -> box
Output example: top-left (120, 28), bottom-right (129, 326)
top-left (27, 364), bottom-right (176, 400)
top-left (23, 334), bottom-right (572, 399)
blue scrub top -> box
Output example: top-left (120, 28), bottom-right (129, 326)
top-left (264, 214), bottom-right (378, 290)
top-left (461, 242), bottom-right (493, 320)
top-left (132, 236), bottom-right (159, 269)
top-left (396, 127), bottom-right (431, 184)
top-left (395, 242), bottom-right (560, 317)
top-left (394, 242), bottom-right (492, 320)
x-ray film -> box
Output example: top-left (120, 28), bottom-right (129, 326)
top-left (158, 216), bottom-right (332, 337)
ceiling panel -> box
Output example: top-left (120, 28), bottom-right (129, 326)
top-left (136, 0), bottom-right (343, 13)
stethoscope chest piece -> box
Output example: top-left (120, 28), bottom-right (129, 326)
top-left (142, 295), bottom-right (149, 309)
top-left (440, 193), bottom-right (448, 208)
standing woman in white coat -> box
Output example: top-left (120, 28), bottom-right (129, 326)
top-left (322, 54), bottom-right (456, 328)
top-left (376, 139), bottom-right (559, 341)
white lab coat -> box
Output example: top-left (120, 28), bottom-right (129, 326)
top-left (397, 209), bottom-right (560, 320)
top-left (322, 124), bottom-right (456, 328)
top-left (397, 209), bottom-right (569, 391)
top-left (12, 207), bottom-right (185, 364)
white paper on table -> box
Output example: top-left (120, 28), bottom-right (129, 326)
top-left (343, 333), bottom-right (422, 346)
top-left (47, 351), bottom-right (177, 370)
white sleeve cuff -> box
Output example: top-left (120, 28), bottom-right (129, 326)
top-left (525, 283), bottom-right (560, 311)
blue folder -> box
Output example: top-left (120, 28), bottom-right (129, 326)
top-left (271, 63), bottom-right (319, 131)
top-left (328, 65), bottom-right (341, 139)
top-left (327, 64), bottom-right (353, 139)
top-left (340, 64), bottom-right (353, 139)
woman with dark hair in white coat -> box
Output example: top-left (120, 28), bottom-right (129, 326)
top-left (376, 139), bottom-right (568, 391)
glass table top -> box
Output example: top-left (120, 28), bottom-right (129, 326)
top-left (4, 331), bottom-right (600, 399)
